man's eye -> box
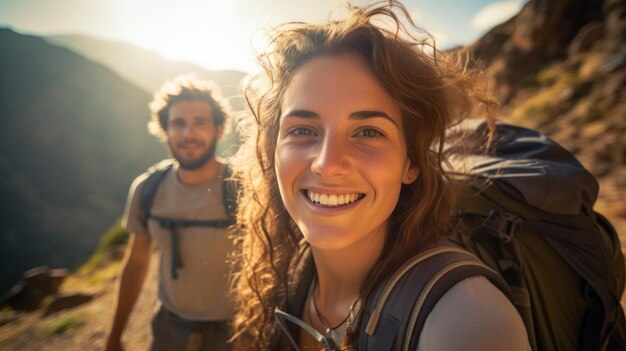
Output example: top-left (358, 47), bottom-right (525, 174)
top-left (171, 121), bottom-right (185, 128)
top-left (355, 128), bottom-right (384, 138)
top-left (286, 127), bottom-right (317, 137)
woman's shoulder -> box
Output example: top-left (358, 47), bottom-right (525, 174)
top-left (416, 275), bottom-right (531, 351)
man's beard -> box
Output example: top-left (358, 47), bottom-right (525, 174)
top-left (169, 137), bottom-right (218, 170)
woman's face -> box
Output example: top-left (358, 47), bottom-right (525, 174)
top-left (275, 53), bottom-right (418, 251)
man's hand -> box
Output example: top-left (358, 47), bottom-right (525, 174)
top-left (106, 234), bottom-right (151, 351)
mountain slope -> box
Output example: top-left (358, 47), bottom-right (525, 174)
top-left (0, 28), bottom-right (165, 294)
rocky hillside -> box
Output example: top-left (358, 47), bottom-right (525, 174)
top-left (468, 0), bottom-right (626, 234)
top-left (0, 248), bottom-right (158, 350)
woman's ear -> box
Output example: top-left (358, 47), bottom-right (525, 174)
top-left (402, 160), bottom-right (419, 184)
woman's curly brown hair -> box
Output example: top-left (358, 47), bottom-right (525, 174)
top-left (229, 1), bottom-right (496, 349)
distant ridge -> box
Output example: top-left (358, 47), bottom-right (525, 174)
top-left (45, 34), bottom-right (247, 107)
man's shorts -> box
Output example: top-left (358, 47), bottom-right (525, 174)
top-left (150, 305), bottom-right (230, 351)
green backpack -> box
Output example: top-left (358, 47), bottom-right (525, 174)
top-left (358, 121), bottom-right (626, 351)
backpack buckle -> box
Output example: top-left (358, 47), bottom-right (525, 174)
top-left (483, 210), bottom-right (520, 243)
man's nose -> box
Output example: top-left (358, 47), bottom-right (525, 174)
top-left (181, 124), bottom-right (197, 137)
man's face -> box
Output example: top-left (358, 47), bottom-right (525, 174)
top-left (166, 100), bottom-right (222, 170)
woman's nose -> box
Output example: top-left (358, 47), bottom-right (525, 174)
top-left (310, 133), bottom-right (351, 178)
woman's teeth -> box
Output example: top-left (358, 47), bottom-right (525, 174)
top-left (306, 190), bottom-right (363, 206)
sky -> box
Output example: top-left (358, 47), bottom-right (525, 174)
top-left (0, 0), bottom-right (526, 73)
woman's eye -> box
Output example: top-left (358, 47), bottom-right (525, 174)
top-left (355, 128), bottom-right (384, 138)
top-left (286, 127), bottom-right (317, 137)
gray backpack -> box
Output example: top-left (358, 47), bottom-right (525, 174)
top-left (358, 121), bottom-right (626, 351)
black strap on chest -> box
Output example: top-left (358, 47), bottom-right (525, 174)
top-left (151, 215), bottom-right (234, 279)
top-left (138, 159), bottom-right (237, 279)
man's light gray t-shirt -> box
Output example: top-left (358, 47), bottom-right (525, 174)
top-left (123, 162), bottom-right (234, 321)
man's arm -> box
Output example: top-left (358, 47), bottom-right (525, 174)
top-left (106, 233), bottom-right (152, 351)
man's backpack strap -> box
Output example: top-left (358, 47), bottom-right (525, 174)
top-left (358, 241), bottom-right (513, 351)
top-left (222, 165), bottom-right (238, 222)
top-left (138, 159), bottom-right (176, 228)
top-left (138, 160), bottom-right (237, 227)
top-left (137, 160), bottom-right (238, 280)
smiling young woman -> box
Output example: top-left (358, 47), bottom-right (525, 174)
top-left (229, 1), bottom-right (530, 350)
top-left (275, 53), bottom-right (418, 253)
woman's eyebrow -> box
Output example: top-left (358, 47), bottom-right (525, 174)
top-left (281, 109), bottom-right (319, 119)
top-left (350, 110), bottom-right (399, 128)
top-left (281, 109), bottom-right (399, 128)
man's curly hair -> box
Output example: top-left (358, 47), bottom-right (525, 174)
top-left (148, 74), bottom-right (231, 141)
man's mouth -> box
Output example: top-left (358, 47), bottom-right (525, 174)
top-left (304, 190), bottom-right (365, 207)
top-left (179, 143), bottom-right (203, 150)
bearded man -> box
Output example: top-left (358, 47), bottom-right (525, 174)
top-left (106, 75), bottom-right (235, 351)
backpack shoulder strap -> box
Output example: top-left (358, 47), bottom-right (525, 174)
top-left (221, 164), bottom-right (238, 223)
top-left (138, 159), bottom-right (175, 228)
top-left (359, 241), bottom-right (512, 351)
top-left (139, 161), bottom-right (237, 229)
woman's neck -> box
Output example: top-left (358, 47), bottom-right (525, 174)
top-left (309, 224), bottom-right (386, 327)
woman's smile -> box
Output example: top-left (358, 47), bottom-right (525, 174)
top-left (303, 189), bottom-right (365, 207)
